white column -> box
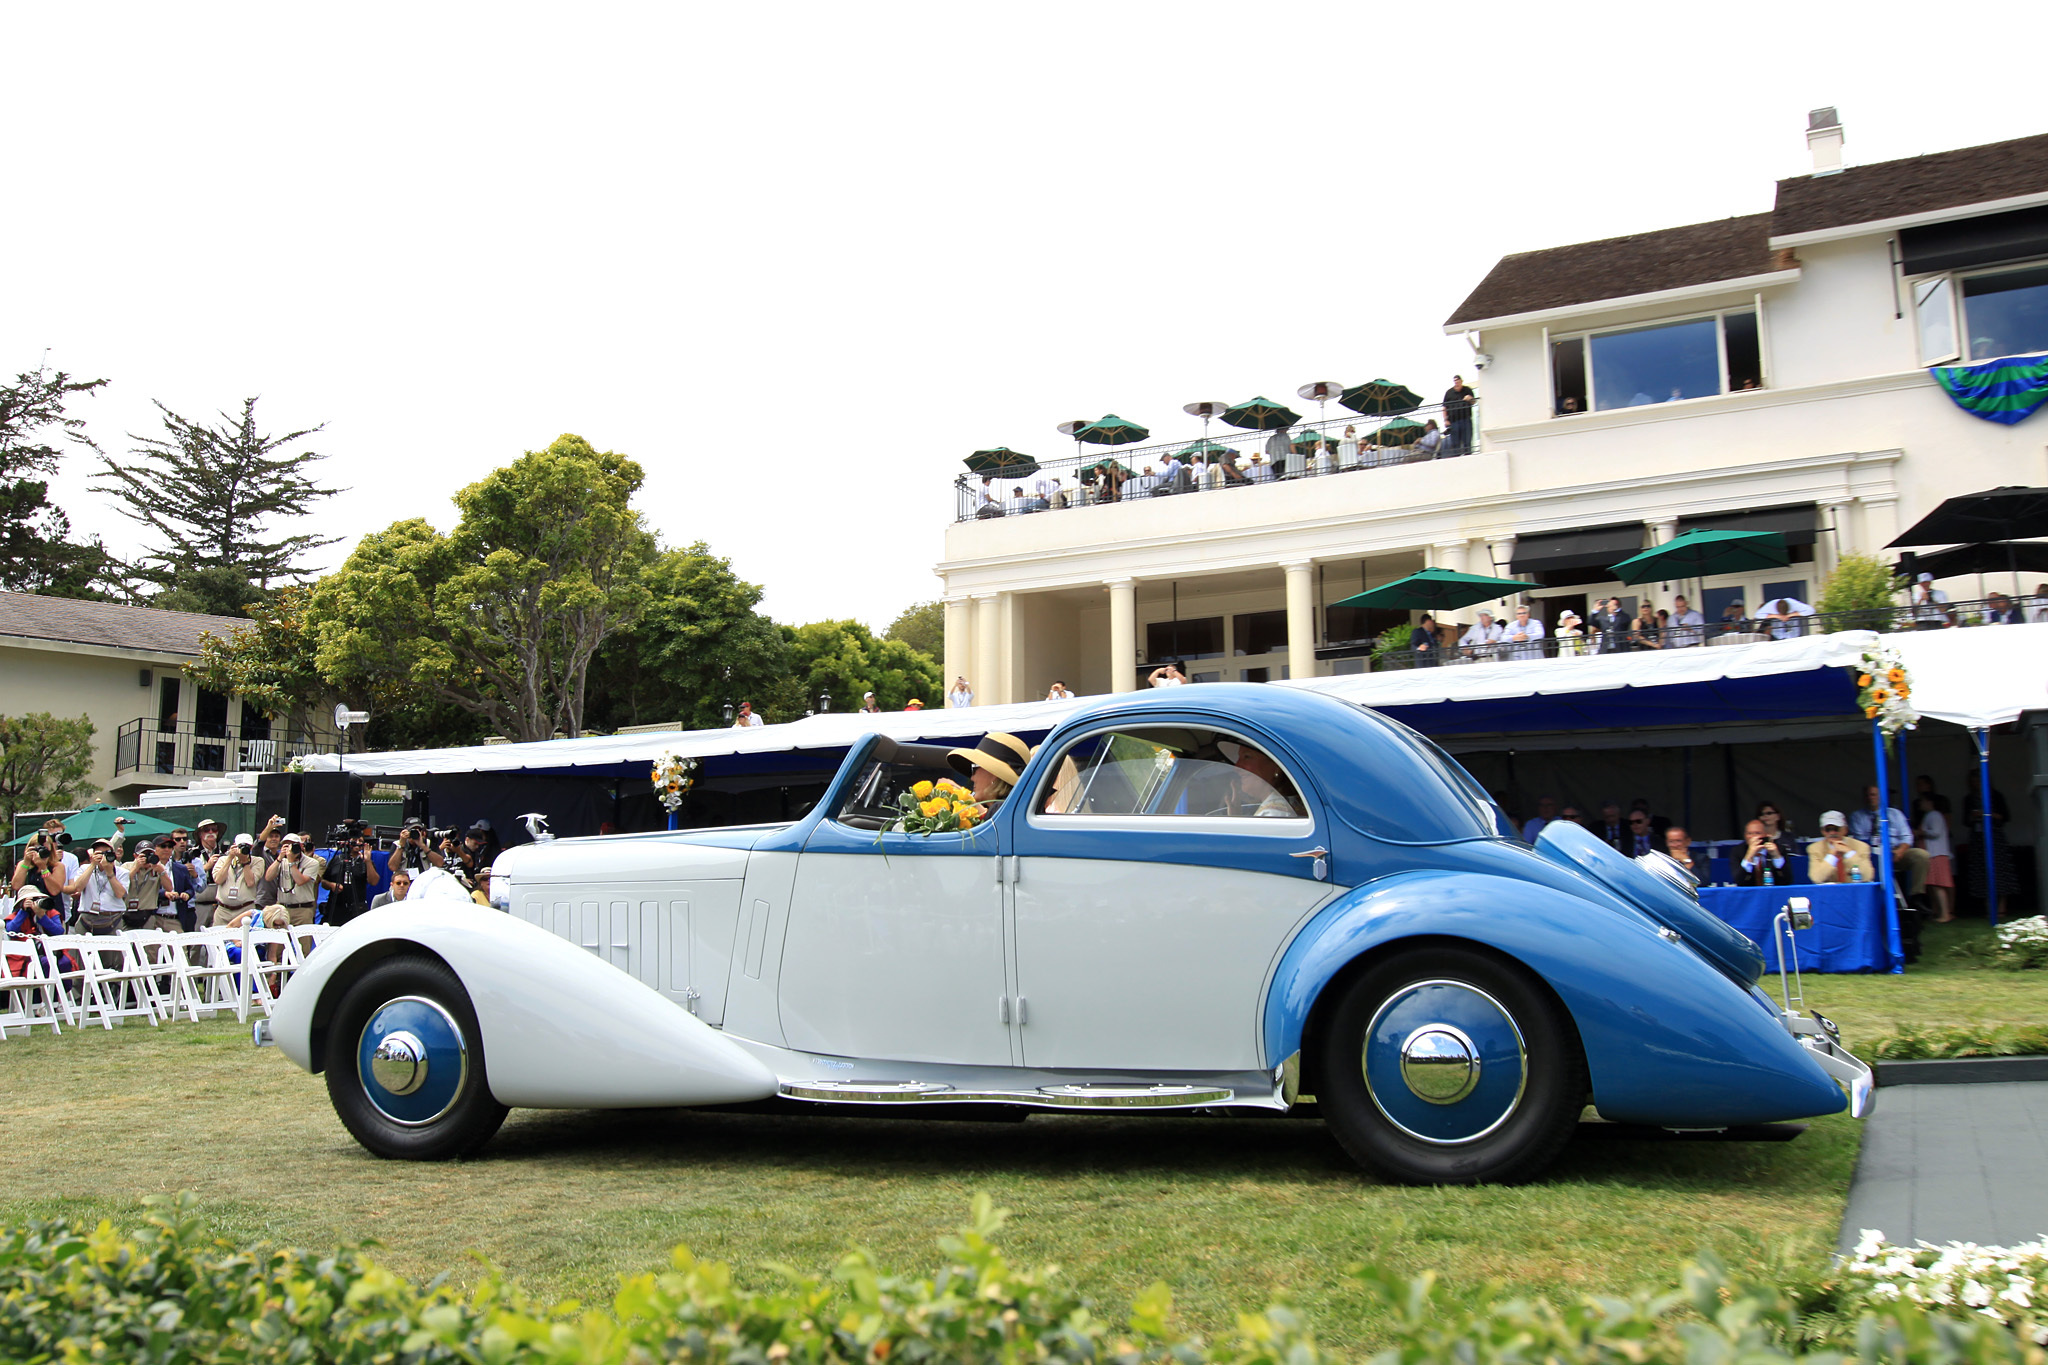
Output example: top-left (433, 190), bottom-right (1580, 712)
top-left (1860, 497), bottom-right (1899, 551)
top-left (943, 597), bottom-right (971, 696)
top-left (998, 591), bottom-right (1020, 706)
top-left (1283, 560), bottom-right (1316, 682)
top-left (1647, 517), bottom-right (1677, 545)
top-left (974, 594), bottom-right (1001, 706)
top-left (1819, 502), bottom-right (1853, 581)
top-left (1431, 539), bottom-right (1469, 575)
top-left (1107, 578), bottom-right (1137, 693)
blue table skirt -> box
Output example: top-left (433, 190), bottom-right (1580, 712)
top-left (1697, 882), bottom-right (1895, 974)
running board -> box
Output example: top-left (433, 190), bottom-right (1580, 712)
top-left (777, 1079), bottom-right (1237, 1109)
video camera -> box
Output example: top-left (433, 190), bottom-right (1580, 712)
top-left (326, 818), bottom-right (371, 846)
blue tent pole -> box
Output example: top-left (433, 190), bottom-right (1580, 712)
top-left (1976, 727), bottom-right (1997, 928)
top-left (667, 810), bottom-right (680, 831)
top-left (1872, 720), bottom-right (1904, 972)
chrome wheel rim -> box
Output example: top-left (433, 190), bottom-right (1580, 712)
top-left (1363, 979), bottom-right (1527, 1144)
top-left (356, 995), bottom-right (468, 1126)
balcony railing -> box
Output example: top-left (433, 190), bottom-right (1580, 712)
top-left (1337, 598), bottom-right (2033, 672)
top-left (113, 718), bottom-right (327, 778)
top-left (953, 403), bottom-right (1476, 523)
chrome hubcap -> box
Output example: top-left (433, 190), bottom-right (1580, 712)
top-left (1399, 1025), bottom-right (1480, 1103)
top-left (370, 1030), bottom-right (428, 1095)
top-left (356, 996), bottom-right (468, 1126)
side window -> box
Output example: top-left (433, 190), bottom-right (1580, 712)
top-left (1038, 727), bottom-right (1304, 819)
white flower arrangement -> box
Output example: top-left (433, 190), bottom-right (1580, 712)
top-left (1845, 1229), bottom-right (2048, 1340)
top-left (651, 750), bottom-right (700, 813)
top-left (1994, 915), bottom-right (2048, 970)
top-left (1854, 645), bottom-right (1918, 735)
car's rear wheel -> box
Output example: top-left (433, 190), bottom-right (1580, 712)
top-left (1317, 945), bottom-right (1585, 1184)
top-left (325, 955), bottom-right (508, 1160)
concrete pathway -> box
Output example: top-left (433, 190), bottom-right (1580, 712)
top-left (1839, 1077), bottom-right (2048, 1251)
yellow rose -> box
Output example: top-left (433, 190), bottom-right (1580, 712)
top-left (911, 780), bottom-right (934, 798)
top-left (920, 798), bottom-right (947, 818)
top-left (955, 807), bottom-right (977, 828)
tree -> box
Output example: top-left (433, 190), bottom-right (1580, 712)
top-left (0, 362), bottom-right (117, 598)
top-left (885, 599), bottom-right (945, 659)
top-left (585, 544), bottom-right (793, 732)
top-left (91, 396), bottom-right (338, 594)
top-left (0, 713), bottom-right (97, 824)
top-left (311, 435), bottom-right (655, 743)
top-left (783, 619), bottom-right (942, 714)
top-left (1819, 552), bottom-right (1906, 632)
top-left (154, 565), bottom-right (267, 618)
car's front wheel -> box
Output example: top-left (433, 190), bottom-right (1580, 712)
top-left (1317, 944), bottom-right (1585, 1184)
top-left (325, 955), bottom-right (508, 1160)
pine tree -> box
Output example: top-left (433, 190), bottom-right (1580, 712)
top-left (91, 396), bottom-right (339, 594)
top-left (0, 362), bottom-right (117, 598)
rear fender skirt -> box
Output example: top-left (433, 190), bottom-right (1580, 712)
top-left (1263, 871), bottom-right (1845, 1128)
top-left (274, 902), bottom-right (778, 1109)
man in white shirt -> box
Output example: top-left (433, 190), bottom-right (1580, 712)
top-left (732, 701), bottom-right (765, 728)
top-left (1501, 604), bottom-right (1545, 660)
top-left (1458, 612), bottom-right (1503, 658)
top-left (947, 677), bottom-right (974, 708)
top-left (1522, 795), bottom-right (1557, 842)
top-left (1147, 662), bottom-right (1187, 687)
top-left (1909, 573), bottom-right (1952, 629)
top-left (1762, 596), bottom-right (1817, 639)
top-left (1045, 681), bottom-right (1074, 701)
top-left (1667, 595), bottom-right (1706, 647)
top-left (65, 839), bottom-right (129, 933)
top-left (1245, 454), bottom-right (1273, 483)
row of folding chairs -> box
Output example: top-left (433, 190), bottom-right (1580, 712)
top-left (0, 923), bottom-right (335, 1037)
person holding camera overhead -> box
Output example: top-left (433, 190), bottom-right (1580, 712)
top-left (318, 822), bottom-right (381, 927)
top-left (269, 832), bottom-right (325, 927)
top-left (210, 834), bottom-right (265, 926)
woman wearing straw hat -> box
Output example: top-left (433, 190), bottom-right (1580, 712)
top-left (945, 733), bottom-right (1032, 812)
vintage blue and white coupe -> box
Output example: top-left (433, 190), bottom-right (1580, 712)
top-left (272, 685), bottom-right (1871, 1183)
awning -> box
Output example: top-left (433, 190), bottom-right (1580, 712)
top-left (1677, 503), bottom-right (1819, 547)
top-left (1886, 623), bottom-right (2048, 729)
top-left (1507, 523), bottom-right (1644, 574)
top-left (1900, 205), bottom-right (2048, 275)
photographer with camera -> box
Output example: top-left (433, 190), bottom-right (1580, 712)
top-left (318, 821), bottom-right (381, 927)
top-left (128, 835), bottom-right (195, 932)
top-left (11, 826), bottom-right (75, 918)
top-left (388, 818), bottom-right (450, 874)
top-left (1734, 818), bottom-right (1790, 887)
top-left (210, 834), bottom-right (264, 926)
top-left (451, 820), bottom-right (499, 880)
top-left (273, 832), bottom-right (324, 927)
top-left (65, 839), bottom-right (130, 935)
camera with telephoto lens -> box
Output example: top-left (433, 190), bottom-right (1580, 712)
top-left (326, 819), bottom-right (370, 846)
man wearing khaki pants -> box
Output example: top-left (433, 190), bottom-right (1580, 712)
top-left (276, 834), bottom-right (325, 927)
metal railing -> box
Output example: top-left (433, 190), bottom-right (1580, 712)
top-left (1347, 597), bottom-right (2035, 672)
top-left (953, 403), bottom-right (1477, 522)
top-left (112, 718), bottom-right (326, 778)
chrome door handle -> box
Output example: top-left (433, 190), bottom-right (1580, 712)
top-left (1289, 847), bottom-right (1330, 859)
top-left (1291, 846), bottom-right (1330, 882)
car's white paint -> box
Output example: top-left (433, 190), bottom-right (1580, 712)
top-left (778, 836), bottom-right (1015, 1065)
top-left (1010, 856), bottom-right (1332, 1070)
top-left (273, 899), bottom-right (778, 1109)
top-left (723, 850), bottom-right (798, 1047)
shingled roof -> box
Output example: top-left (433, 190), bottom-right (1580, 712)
top-left (1773, 131), bottom-right (2048, 238)
top-left (1445, 214), bottom-right (1780, 328)
top-left (0, 591), bottom-right (248, 656)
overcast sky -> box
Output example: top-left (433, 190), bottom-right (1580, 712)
top-left (9, 4), bottom-right (2042, 631)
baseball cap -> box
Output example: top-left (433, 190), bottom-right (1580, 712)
top-left (862, 691), bottom-right (874, 699)
top-left (467, 820), bottom-right (491, 836)
top-left (1819, 810), bottom-right (1847, 829)
top-left (1917, 572), bottom-right (1933, 583)
top-left (233, 833), bottom-right (255, 847)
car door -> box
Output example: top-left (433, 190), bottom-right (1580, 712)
top-left (1005, 722), bottom-right (1336, 1072)
top-left (775, 747), bottom-right (1014, 1066)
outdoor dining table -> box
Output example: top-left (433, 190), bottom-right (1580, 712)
top-left (1696, 881), bottom-right (1893, 973)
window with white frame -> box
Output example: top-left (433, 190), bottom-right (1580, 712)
top-left (1915, 261), bottom-right (2048, 365)
top-left (1550, 308), bottom-right (1762, 416)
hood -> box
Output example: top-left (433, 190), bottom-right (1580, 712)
top-left (492, 823), bottom-right (790, 886)
top-left (1533, 821), bottom-right (1765, 986)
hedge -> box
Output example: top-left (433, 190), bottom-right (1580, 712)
top-left (1, 1192), bottom-right (2042, 1364)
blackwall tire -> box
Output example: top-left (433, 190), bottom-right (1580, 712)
top-left (1318, 945), bottom-right (1585, 1185)
top-left (324, 955), bottom-right (508, 1160)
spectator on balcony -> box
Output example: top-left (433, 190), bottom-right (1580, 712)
top-left (1414, 419), bottom-right (1444, 460)
top-left (1667, 595), bottom-right (1705, 647)
top-left (947, 677), bottom-right (974, 708)
top-left (1442, 376), bottom-right (1476, 456)
top-left (974, 476), bottom-right (1003, 519)
top-left (1013, 483), bottom-right (1046, 513)
top-left (1553, 609), bottom-right (1586, 656)
top-left (1147, 661), bottom-right (1188, 688)
top-left (1501, 604), bottom-right (1545, 660)
top-left (1629, 602), bottom-right (1663, 650)
top-left (1985, 591), bottom-right (2025, 624)
top-left (1409, 613), bottom-right (1441, 666)
top-left (1045, 680), bottom-right (1075, 701)
top-left (1245, 453), bottom-right (1273, 483)
top-left (1589, 597), bottom-right (1629, 654)
top-left (1458, 611), bottom-right (1502, 658)
top-left (1338, 426), bottom-right (1361, 467)
top-left (1264, 425), bottom-right (1294, 477)
top-left (1043, 476), bottom-right (1070, 510)
top-left (1762, 596), bottom-right (1816, 639)
top-left (1716, 599), bottom-right (1750, 636)
top-left (733, 700), bottom-right (764, 727)
top-left (2029, 583), bottom-right (2048, 623)
top-left (1215, 451), bottom-right (1250, 487)
top-left (1908, 573), bottom-right (1952, 629)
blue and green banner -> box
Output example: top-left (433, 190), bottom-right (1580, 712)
top-left (1932, 354), bottom-right (2048, 425)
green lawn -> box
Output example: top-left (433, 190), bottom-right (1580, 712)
top-left (0, 1016), bottom-right (1855, 1349)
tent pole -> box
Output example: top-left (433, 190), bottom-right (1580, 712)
top-left (1872, 720), bottom-right (1904, 973)
top-left (1977, 727), bottom-right (1997, 928)
top-left (1897, 729), bottom-right (1912, 833)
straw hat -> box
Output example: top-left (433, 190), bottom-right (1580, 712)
top-left (947, 733), bottom-right (1031, 789)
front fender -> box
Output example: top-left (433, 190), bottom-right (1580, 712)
top-left (1264, 871), bottom-right (1844, 1128)
top-left (273, 903), bottom-right (778, 1109)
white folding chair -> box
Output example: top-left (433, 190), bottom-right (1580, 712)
top-left (123, 930), bottom-right (184, 1020)
top-left (47, 933), bottom-right (162, 1028)
top-left (240, 927), bottom-right (296, 1017)
top-left (172, 930), bottom-right (245, 1022)
top-left (0, 937), bottom-right (65, 1036)
top-left (287, 922), bottom-right (332, 961)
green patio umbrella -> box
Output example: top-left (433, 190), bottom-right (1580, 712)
top-left (964, 448), bottom-right (1040, 478)
top-left (1177, 440), bottom-right (1236, 463)
top-left (1289, 429), bottom-right (1333, 452)
top-left (1330, 567), bottom-right (1532, 613)
top-left (1084, 457), bottom-right (1134, 478)
top-left (1340, 379), bottom-right (1424, 416)
top-left (1609, 529), bottom-right (1789, 585)
top-left (1369, 417), bottom-right (1426, 447)
top-left (1220, 396), bottom-right (1301, 431)
top-left (1077, 414), bottom-right (1150, 447)
top-left (3, 803), bottom-right (184, 849)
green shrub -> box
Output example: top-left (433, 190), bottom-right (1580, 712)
top-left (1819, 553), bottom-right (1906, 632)
top-left (3, 1193), bottom-right (2045, 1364)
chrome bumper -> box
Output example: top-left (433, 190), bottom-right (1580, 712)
top-left (1782, 1009), bottom-right (1875, 1117)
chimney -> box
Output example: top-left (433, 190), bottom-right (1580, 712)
top-left (1806, 106), bottom-right (1844, 175)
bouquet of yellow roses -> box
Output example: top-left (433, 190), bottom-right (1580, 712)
top-left (889, 777), bottom-right (985, 834)
top-left (651, 751), bottom-right (700, 813)
top-left (1854, 646), bottom-right (1918, 735)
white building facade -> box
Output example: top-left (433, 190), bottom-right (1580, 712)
top-left (937, 116), bottom-right (2048, 703)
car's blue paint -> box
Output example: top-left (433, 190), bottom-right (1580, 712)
top-left (1262, 870), bottom-right (1845, 1127)
top-left (1363, 980), bottom-right (1529, 1142)
top-left (1533, 821), bottom-right (1766, 986)
top-left (801, 818), bottom-right (1002, 858)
